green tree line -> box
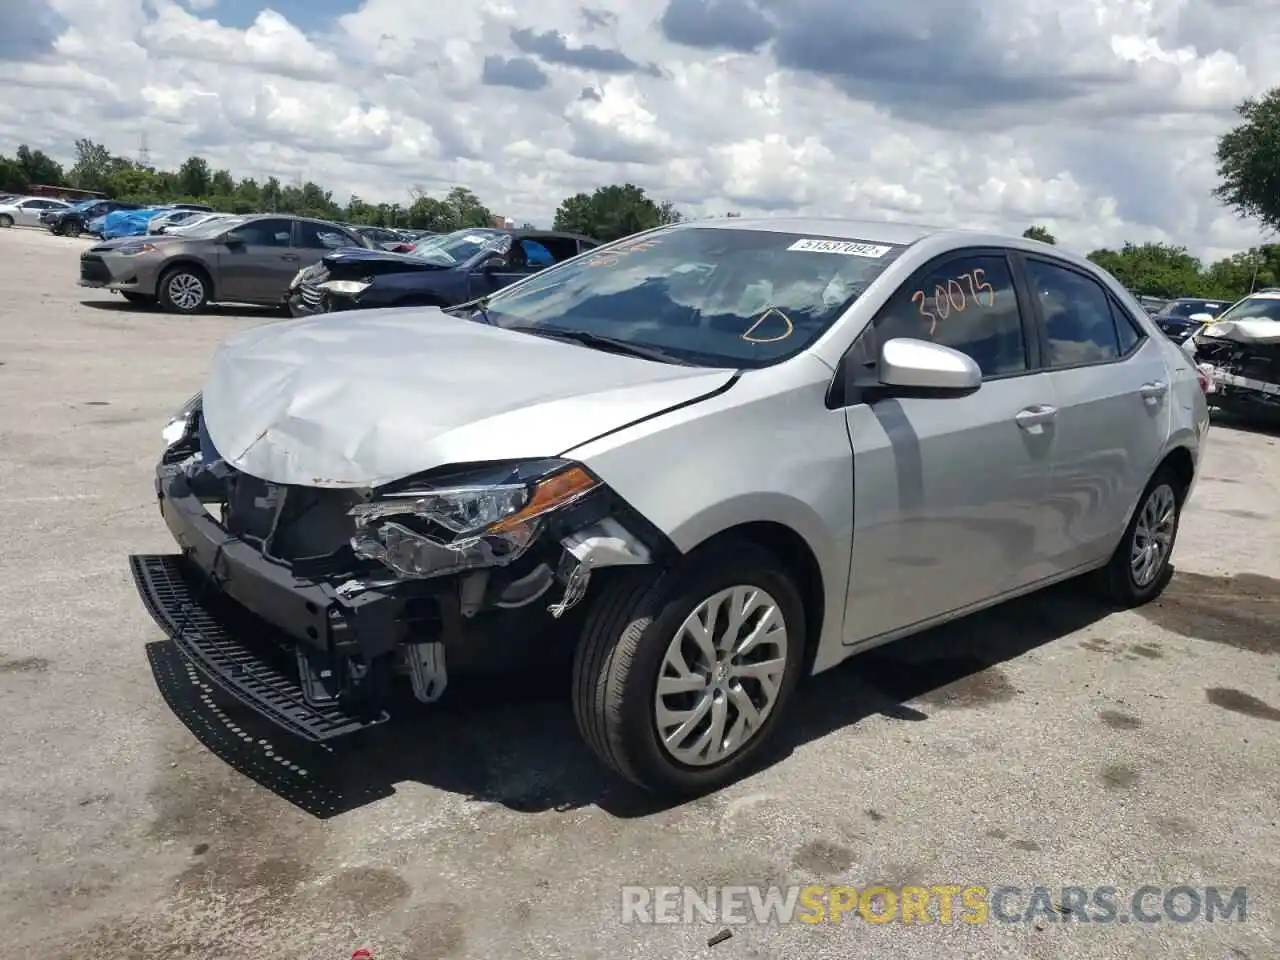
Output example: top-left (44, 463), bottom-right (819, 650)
top-left (6, 79), bottom-right (1280, 298)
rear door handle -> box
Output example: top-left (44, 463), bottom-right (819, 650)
top-left (1140, 380), bottom-right (1167, 402)
top-left (1015, 405), bottom-right (1057, 429)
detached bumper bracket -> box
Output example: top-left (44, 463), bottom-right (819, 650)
top-left (130, 553), bottom-right (388, 741)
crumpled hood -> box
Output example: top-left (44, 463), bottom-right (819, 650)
top-left (201, 308), bottom-right (736, 488)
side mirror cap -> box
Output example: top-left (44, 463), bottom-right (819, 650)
top-left (878, 338), bottom-right (982, 396)
top-left (1188, 313), bottom-right (1213, 323)
top-left (222, 231), bottom-right (246, 246)
top-left (481, 256), bottom-right (508, 272)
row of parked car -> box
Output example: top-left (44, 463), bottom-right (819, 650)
top-left (76, 210), bottom-right (600, 316)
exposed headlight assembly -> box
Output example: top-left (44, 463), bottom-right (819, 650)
top-left (349, 460), bottom-right (601, 579)
top-left (318, 279), bottom-right (371, 297)
top-left (162, 391), bottom-right (202, 447)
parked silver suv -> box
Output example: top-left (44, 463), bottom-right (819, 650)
top-left (135, 217), bottom-right (1209, 795)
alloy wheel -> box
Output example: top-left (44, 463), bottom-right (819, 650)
top-left (167, 273), bottom-right (205, 311)
top-left (654, 585), bottom-right (789, 767)
top-left (1131, 483), bottom-right (1176, 587)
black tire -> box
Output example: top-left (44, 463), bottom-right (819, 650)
top-left (120, 292), bottom-right (155, 306)
top-left (0, 214), bottom-right (12, 228)
top-left (157, 265), bottom-right (210, 315)
top-left (572, 539), bottom-right (806, 796)
top-left (61, 222), bottom-right (81, 237)
top-left (1096, 466), bottom-right (1185, 607)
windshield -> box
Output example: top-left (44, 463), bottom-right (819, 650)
top-left (1217, 296), bottom-right (1280, 323)
top-left (1166, 300), bottom-right (1223, 318)
top-left (410, 229), bottom-right (505, 266)
top-left (482, 226), bottom-right (906, 368)
top-left (179, 215), bottom-right (247, 239)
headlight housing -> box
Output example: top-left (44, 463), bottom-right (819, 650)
top-left (318, 279), bottom-right (371, 297)
top-left (162, 392), bottom-right (202, 447)
top-left (117, 242), bottom-right (158, 255)
top-left (349, 459), bottom-right (601, 579)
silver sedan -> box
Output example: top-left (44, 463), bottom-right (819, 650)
top-left (138, 216), bottom-right (1209, 796)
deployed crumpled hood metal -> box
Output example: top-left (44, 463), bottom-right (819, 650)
top-left (201, 308), bottom-right (736, 488)
top-left (1202, 319), bottom-right (1280, 344)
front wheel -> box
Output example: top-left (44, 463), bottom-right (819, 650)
top-left (157, 266), bottom-right (210, 314)
top-left (1097, 468), bottom-right (1184, 606)
top-left (0, 215), bottom-right (12, 228)
top-left (572, 540), bottom-right (806, 796)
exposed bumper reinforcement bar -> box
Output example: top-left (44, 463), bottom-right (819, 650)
top-left (130, 553), bottom-right (389, 741)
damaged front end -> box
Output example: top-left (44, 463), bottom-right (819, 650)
top-left (133, 395), bottom-right (667, 742)
top-left (1193, 321), bottom-right (1280, 422)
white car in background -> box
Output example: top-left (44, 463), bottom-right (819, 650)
top-left (0, 196), bottom-right (71, 228)
top-left (147, 209), bottom-right (206, 234)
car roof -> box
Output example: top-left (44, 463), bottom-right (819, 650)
top-left (672, 215), bottom-right (942, 246)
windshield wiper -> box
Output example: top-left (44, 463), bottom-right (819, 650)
top-left (507, 326), bottom-right (695, 365)
top-left (444, 296), bottom-right (492, 324)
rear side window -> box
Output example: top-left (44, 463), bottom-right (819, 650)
top-left (297, 221), bottom-right (358, 249)
top-left (872, 254), bottom-right (1028, 378)
top-left (1024, 259), bottom-right (1125, 367)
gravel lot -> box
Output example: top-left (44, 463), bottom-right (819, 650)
top-left (1, 224), bottom-right (1276, 959)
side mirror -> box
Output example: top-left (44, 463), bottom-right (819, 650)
top-left (222, 231), bottom-right (246, 247)
top-left (1188, 313), bottom-right (1213, 323)
top-left (878, 338), bottom-right (982, 396)
top-left (481, 256), bottom-right (508, 273)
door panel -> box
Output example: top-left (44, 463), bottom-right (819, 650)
top-left (1020, 257), bottom-right (1170, 570)
top-left (844, 375), bottom-right (1057, 642)
top-left (840, 249), bottom-right (1058, 644)
top-left (216, 218), bottom-right (295, 303)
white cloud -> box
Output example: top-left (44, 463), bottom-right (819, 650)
top-left (0, 0), bottom-right (1275, 258)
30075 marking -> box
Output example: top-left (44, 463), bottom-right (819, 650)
top-left (911, 269), bottom-right (996, 336)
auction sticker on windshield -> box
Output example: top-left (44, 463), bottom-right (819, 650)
top-left (788, 238), bottom-right (893, 257)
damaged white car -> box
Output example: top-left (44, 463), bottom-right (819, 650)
top-left (1191, 290), bottom-right (1280, 421)
top-left (134, 217), bottom-right (1208, 795)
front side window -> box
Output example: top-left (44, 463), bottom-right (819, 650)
top-left (1216, 296), bottom-right (1280, 323)
top-left (1024, 259), bottom-right (1122, 367)
top-left (233, 219), bottom-right (292, 247)
top-left (481, 227), bottom-right (907, 368)
top-left (869, 254), bottom-right (1027, 378)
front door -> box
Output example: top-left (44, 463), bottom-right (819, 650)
top-left (838, 249), bottom-right (1059, 644)
top-left (1017, 255), bottom-right (1170, 573)
top-left (216, 218), bottom-right (297, 303)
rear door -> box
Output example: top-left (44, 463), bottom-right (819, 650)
top-left (838, 248), bottom-right (1060, 643)
top-left (1017, 254), bottom-right (1167, 573)
top-left (216, 218), bottom-right (296, 303)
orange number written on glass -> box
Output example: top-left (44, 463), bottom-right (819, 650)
top-left (910, 269), bottom-right (996, 336)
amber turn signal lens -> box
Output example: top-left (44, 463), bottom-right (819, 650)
top-left (487, 466), bottom-right (600, 533)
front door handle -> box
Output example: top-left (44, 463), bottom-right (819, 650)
top-left (1140, 381), bottom-right (1167, 402)
top-left (1015, 405), bottom-right (1058, 429)
top-left (281, 254), bottom-right (299, 262)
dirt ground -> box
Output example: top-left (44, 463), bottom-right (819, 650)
top-left (0, 225), bottom-right (1276, 959)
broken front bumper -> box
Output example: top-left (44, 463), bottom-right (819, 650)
top-left (134, 459), bottom-right (665, 742)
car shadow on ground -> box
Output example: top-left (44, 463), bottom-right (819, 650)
top-left (144, 578), bottom-right (1117, 821)
top-left (80, 299), bottom-right (282, 318)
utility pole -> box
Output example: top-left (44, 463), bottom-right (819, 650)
top-left (137, 132), bottom-right (150, 168)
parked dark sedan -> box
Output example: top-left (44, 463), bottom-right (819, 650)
top-left (1152, 298), bottom-right (1228, 345)
top-left (44, 199), bottom-right (145, 236)
top-left (287, 227), bottom-right (599, 317)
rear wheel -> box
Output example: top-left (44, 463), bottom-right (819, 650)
top-left (572, 540), bottom-right (806, 796)
top-left (157, 266), bottom-right (210, 315)
top-left (1097, 467), bottom-right (1184, 606)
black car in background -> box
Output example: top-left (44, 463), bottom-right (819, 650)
top-left (287, 227), bottom-right (598, 317)
top-left (44, 199), bottom-right (145, 236)
top-left (1152, 297), bottom-right (1228, 345)
top-left (351, 225), bottom-right (417, 252)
